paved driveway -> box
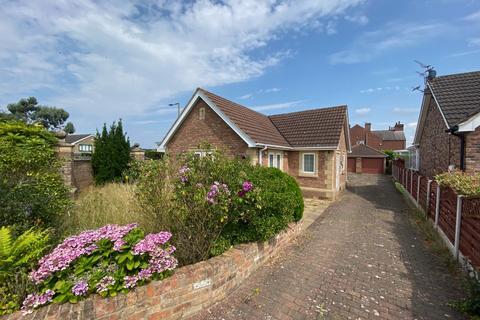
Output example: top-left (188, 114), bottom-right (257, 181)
top-left (193, 174), bottom-right (465, 320)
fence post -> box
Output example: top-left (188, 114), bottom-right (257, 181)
top-left (435, 184), bottom-right (441, 228)
top-left (454, 195), bottom-right (463, 260)
top-left (410, 170), bottom-right (414, 195)
top-left (405, 169), bottom-right (408, 189)
top-left (417, 175), bottom-right (421, 204)
top-left (426, 179), bottom-right (432, 213)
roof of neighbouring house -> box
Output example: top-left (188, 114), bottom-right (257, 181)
top-left (159, 88), bottom-right (351, 151)
top-left (428, 70), bottom-right (480, 126)
top-left (372, 130), bottom-right (406, 141)
top-left (65, 134), bottom-right (93, 144)
top-left (348, 144), bottom-right (387, 158)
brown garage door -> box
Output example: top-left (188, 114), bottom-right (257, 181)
top-left (347, 158), bottom-right (356, 173)
top-left (362, 158), bottom-right (384, 174)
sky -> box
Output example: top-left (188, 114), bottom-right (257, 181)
top-left (1, 0), bottom-right (479, 149)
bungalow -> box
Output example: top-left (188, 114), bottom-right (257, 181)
top-left (414, 70), bottom-right (480, 177)
top-left (157, 88), bottom-right (351, 199)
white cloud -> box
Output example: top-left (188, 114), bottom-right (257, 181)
top-left (344, 14), bottom-right (368, 25)
top-left (448, 49), bottom-right (480, 57)
top-left (360, 86), bottom-right (400, 93)
top-left (251, 100), bottom-right (304, 112)
top-left (0, 0), bottom-right (364, 123)
top-left (238, 93), bottom-right (253, 99)
top-left (355, 107), bottom-right (371, 115)
top-left (468, 37), bottom-right (480, 46)
top-left (263, 87), bottom-right (281, 93)
top-left (329, 22), bottom-right (445, 64)
top-left (464, 10), bottom-right (480, 21)
top-left (407, 122), bottom-right (417, 128)
top-left (393, 107), bottom-right (419, 114)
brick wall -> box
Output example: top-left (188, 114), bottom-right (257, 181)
top-left (465, 126), bottom-right (480, 173)
top-left (5, 221), bottom-right (304, 320)
top-left (350, 125), bottom-right (365, 145)
top-left (73, 160), bottom-right (94, 191)
top-left (167, 100), bottom-right (248, 157)
top-left (287, 151), bottom-right (327, 189)
top-left (350, 125), bottom-right (405, 150)
top-left (418, 97), bottom-right (461, 177)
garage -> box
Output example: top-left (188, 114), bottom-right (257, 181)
top-left (348, 144), bottom-right (386, 174)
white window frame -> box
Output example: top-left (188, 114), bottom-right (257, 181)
top-left (302, 153), bottom-right (316, 174)
top-left (194, 150), bottom-right (213, 158)
top-left (268, 151), bottom-right (283, 170)
top-left (79, 144), bottom-right (93, 152)
top-left (199, 107), bottom-right (206, 120)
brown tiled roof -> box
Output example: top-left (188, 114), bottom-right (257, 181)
top-left (269, 106), bottom-right (348, 148)
top-left (199, 88), bottom-right (348, 148)
top-left (199, 89), bottom-right (291, 147)
top-left (372, 130), bottom-right (405, 141)
top-left (428, 71), bottom-right (480, 126)
top-left (348, 144), bottom-right (387, 158)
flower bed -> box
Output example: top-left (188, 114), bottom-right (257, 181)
top-left (20, 224), bottom-right (177, 315)
top-left (3, 219), bottom-right (304, 320)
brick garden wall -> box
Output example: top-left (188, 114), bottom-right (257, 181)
top-left (6, 221), bottom-right (304, 320)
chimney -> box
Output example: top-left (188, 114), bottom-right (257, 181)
top-left (365, 123), bottom-right (371, 132)
top-left (426, 68), bottom-right (437, 81)
top-left (393, 121), bottom-right (404, 131)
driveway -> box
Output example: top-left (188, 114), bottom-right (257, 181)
top-left (193, 174), bottom-right (465, 320)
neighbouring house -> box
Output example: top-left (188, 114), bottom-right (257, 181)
top-left (157, 88), bottom-right (351, 199)
top-left (350, 122), bottom-right (406, 150)
top-left (347, 144), bottom-right (387, 174)
top-left (414, 70), bottom-right (480, 178)
top-left (65, 134), bottom-right (95, 157)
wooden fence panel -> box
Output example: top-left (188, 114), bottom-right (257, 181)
top-left (461, 198), bottom-right (480, 267)
top-left (411, 171), bottom-right (418, 200)
top-left (438, 187), bottom-right (457, 243)
top-left (428, 181), bottom-right (437, 220)
top-left (418, 176), bottom-right (428, 212)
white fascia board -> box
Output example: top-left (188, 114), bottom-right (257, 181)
top-left (458, 112), bottom-right (480, 132)
top-left (198, 92), bottom-right (256, 147)
top-left (157, 90), bottom-right (256, 151)
top-left (254, 143), bottom-right (338, 151)
top-left (413, 93), bottom-right (429, 145)
top-left (344, 107), bottom-right (352, 152)
top-left (69, 135), bottom-right (95, 146)
top-left (427, 83), bottom-right (450, 128)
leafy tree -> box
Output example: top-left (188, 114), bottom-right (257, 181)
top-left (64, 122), bottom-right (75, 134)
top-left (0, 121), bottom-right (71, 232)
top-left (91, 120), bottom-right (131, 184)
top-left (3, 97), bottom-right (72, 131)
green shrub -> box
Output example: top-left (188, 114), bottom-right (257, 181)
top-left (449, 277), bottom-right (480, 318)
top-left (135, 146), bottom-right (304, 265)
top-left (23, 224), bottom-right (177, 314)
top-left (0, 227), bottom-right (51, 315)
top-left (92, 120), bottom-right (130, 184)
top-left (0, 121), bottom-right (71, 233)
top-left (435, 171), bottom-right (480, 197)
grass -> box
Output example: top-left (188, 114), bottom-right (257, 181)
top-left (61, 183), bottom-right (141, 236)
top-left (394, 182), bottom-right (459, 273)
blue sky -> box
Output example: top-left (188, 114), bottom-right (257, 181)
top-left (1, 0), bottom-right (479, 148)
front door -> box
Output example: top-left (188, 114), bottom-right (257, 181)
top-left (268, 151), bottom-right (283, 170)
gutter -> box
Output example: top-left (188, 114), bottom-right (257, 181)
top-left (258, 146), bottom-right (268, 166)
top-left (446, 125), bottom-right (466, 171)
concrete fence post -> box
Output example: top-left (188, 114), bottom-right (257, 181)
top-left (454, 195), bottom-right (463, 259)
top-left (405, 169), bottom-right (408, 189)
top-left (435, 184), bottom-right (441, 228)
top-left (426, 179), bottom-right (432, 213)
top-left (410, 170), bottom-right (414, 195)
top-left (416, 175), bottom-right (421, 204)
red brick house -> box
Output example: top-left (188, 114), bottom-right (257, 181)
top-left (158, 88), bottom-right (351, 199)
top-left (350, 122), bottom-right (406, 151)
top-left (414, 70), bottom-right (480, 178)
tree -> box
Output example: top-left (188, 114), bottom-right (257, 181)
top-left (3, 97), bottom-right (72, 131)
top-left (64, 122), bottom-right (75, 134)
top-left (91, 120), bottom-right (131, 184)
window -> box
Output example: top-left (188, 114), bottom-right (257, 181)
top-left (79, 144), bottom-right (93, 152)
top-left (302, 153), bottom-right (315, 173)
top-left (194, 150), bottom-right (213, 158)
top-left (199, 107), bottom-right (205, 120)
top-left (268, 152), bottom-right (283, 170)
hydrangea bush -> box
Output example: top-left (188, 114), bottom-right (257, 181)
top-left (22, 224), bottom-right (177, 314)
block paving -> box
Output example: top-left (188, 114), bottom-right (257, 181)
top-left (193, 174), bottom-right (466, 320)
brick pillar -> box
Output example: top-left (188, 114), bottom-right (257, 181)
top-left (130, 147), bottom-right (145, 161)
top-left (55, 141), bottom-right (76, 193)
top-left (355, 157), bottom-right (362, 173)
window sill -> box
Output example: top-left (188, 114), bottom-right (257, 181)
top-left (299, 172), bottom-right (318, 178)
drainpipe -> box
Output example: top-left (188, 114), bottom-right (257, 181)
top-left (447, 126), bottom-right (466, 171)
top-left (259, 146), bottom-right (268, 166)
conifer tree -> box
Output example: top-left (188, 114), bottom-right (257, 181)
top-left (91, 120), bottom-right (130, 184)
